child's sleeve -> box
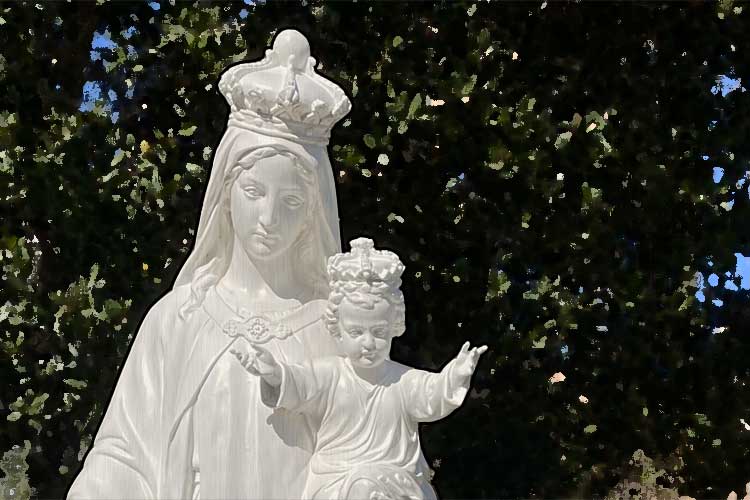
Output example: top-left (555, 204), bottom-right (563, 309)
top-left (404, 359), bottom-right (470, 423)
top-left (260, 358), bottom-right (334, 415)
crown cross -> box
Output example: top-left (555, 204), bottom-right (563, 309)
top-left (327, 238), bottom-right (405, 285)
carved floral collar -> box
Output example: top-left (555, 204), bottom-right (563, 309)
top-left (220, 308), bottom-right (294, 344)
top-left (200, 286), bottom-right (321, 345)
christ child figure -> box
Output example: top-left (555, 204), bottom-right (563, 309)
top-left (232, 237), bottom-right (487, 500)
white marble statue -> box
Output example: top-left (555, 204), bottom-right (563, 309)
top-left (231, 238), bottom-right (488, 500)
top-left (67, 29), bottom-right (352, 499)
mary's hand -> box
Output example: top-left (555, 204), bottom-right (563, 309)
top-left (230, 342), bottom-right (283, 387)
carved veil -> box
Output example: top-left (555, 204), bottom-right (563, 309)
top-left (173, 30), bottom-right (350, 304)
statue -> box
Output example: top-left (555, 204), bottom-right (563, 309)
top-left (231, 238), bottom-right (487, 500)
top-left (67, 29), bottom-right (351, 499)
top-left (68, 28), bottom-right (485, 500)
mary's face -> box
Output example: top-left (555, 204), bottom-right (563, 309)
top-left (229, 155), bottom-right (309, 260)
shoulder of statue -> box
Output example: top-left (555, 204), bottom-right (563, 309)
top-left (385, 360), bottom-right (424, 382)
top-left (146, 285), bottom-right (192, 321)
top-left (312, 356), bottom-right (346, 383)
top-left (136, 285), bottom-right (199, 346)
top-left (169, 283), bottom-right (194, 303)
top-left (384, 358), bottom-right (411, 371)
top-left (317, 355), bottom-right (345, 369)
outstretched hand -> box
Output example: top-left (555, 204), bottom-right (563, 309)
top-left (454, 341), bottom-right (488, 379)
top-left (230, 342), bottom-right (282, 387)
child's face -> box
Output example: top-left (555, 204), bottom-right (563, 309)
top-left (336, 297), bottom-right (393, 368)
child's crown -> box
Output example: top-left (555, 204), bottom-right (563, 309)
top-left (327, 238), bottom-right (405, 284)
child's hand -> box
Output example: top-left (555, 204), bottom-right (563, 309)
top-left (454, 341), bottom-right (488, 379)
top-left (230, 343), bottom-right (282, 387)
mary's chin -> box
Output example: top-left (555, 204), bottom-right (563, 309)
top-left (244, 236), bottom-right (290, 261)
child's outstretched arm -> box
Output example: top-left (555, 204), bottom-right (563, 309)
top-left (231, 341), bottom-right (333, 412)
top-left (407, 341), bottom-right (488, 423)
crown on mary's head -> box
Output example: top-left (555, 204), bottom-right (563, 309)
top-left (327, 238), bottom-right (405, 285)
top-left (218, 29), bottom-right (352, 146)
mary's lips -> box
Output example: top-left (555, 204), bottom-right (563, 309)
top-left (252, 231), bottom-right (278, 241)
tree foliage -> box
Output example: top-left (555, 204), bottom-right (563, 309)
top-left (0, 1), bottom-right (749, 498)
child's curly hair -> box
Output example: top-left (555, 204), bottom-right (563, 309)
top-left (324, 279), bottom-right (406, 338)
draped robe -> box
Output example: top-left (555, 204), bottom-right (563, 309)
top-left (67, 285), bottom-right (338, 500)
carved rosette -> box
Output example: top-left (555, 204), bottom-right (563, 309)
top-left (221, 314), bottom-right (293, 344)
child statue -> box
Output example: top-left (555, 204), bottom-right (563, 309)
top-left (231, 237), bottom-right (487, 500)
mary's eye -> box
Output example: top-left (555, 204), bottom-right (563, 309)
top-left (243, 186), bottom-right (264, 199)
top-left (347, 329), bottom-right (362, 337)
top-left (284, 195), bottom-right (304, 208)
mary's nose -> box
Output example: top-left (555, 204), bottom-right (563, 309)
top-left (258, 196), bottom-right (280, 228)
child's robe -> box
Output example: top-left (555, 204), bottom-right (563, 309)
top-left (262, 355), bottom-right (470, 500)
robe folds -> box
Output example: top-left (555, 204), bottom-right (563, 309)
top-left (67, 285), bottom-right (337, 500)
top-left (267, 356), bottom-right (470, 500)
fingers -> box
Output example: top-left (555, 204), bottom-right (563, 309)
top-left (458, 344), bottom-right (489, 373)
top-left (468, 346), bottom-right (487, 370)
top-left (460, 342), bottom-right (489, 357)
top-left (474, 345), bottom-right (488, 356)
top-left (229, 347), bottom-right (245, 363)
top-left (233, 347), bottom-right (253, 363)
top-left (230, 347), bottom-right (259, 374)
top-left (459, 341), bottom-right (470, 355)
top-left (252, 344), bottom-right (275, 363)
top-left (251, 344), bottom-right (269, 355)
top-left (245, 365), bottom-right (261, 376)
top-left (230, 348), bottom-right (248, 366)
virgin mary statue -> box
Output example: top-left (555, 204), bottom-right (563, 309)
top-left (67, 30), bottom-right (351, 500)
